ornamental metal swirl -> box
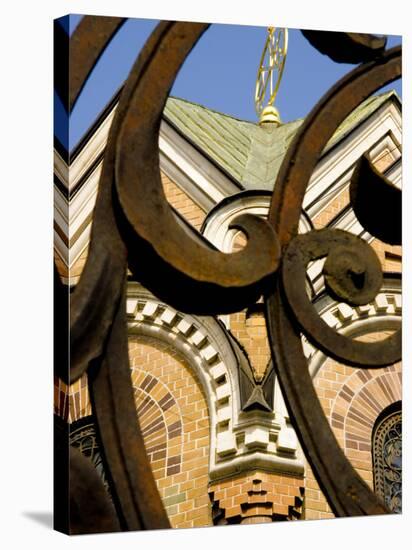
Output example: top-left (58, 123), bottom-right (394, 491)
top-left (54, 18), bottom-right (402, 532)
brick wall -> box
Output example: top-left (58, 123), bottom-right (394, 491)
top-left (54, 374), bottom-right (91, 422)
top-left (370, 240), bottom-right (401, 273)
top-left (304, 333), bottom-right (402, 519)
top-left (55, 334), bottom-right (212, 528)
top-left (209, 470), bottom-right (304, 524)
top-left (128, 335), bottom-right (211, 528)
top-left (229, 309), bottom-right (271, 382)
top-left (313, 186), bottom-right (351, 229)
top-left (229, 232), bottom-right (271, 382)
top-left (161, 173), bottom-right (206, 230)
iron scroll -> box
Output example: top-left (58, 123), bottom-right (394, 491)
top-left (55, 19), bottom-right (401, 531)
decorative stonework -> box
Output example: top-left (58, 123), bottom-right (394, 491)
top-left (303, 280), bottom-right (402, 520)
top-left (126, 283), bottom-right (237, 463)
top-left (209, 470), bottom-right (304, 524)
top-left (55, 282), bottom-right (304, 482)
top-left (306, 281), bottom-right (402, 373)
top-left (127, 283), bottom-right (305, 481)
top-left (201, 191), bottom-right (312, 256)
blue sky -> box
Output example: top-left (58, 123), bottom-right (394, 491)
top-left (54, 15), bottom-right (401, 153)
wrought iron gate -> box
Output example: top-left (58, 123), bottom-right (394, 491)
top-left (54, 18), bottom-right (402, 533)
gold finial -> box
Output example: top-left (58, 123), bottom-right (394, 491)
top-left (255, 27), bottom-right (288, 126)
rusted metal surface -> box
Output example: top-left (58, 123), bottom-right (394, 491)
top-left (55, 19), bottom-right (402, 532)
top-left (301, 30), bottom-right (387, 63)
top-left (266, 44), bottom-right (401, 516)
top-left (68, 446), bottom-right (120, 534)
top-left (350, 154), bottom-right (402, 245)
top-left (282, 229), bottom-right (400, 367)
top-left (114, 20), bottom-right (280, 314)
top-left (69, 16), bottom-right (126, 110)
top-left (88, 287), bottom-right (171, 530)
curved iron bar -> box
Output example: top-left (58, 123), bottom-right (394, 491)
top-left (114, 22), bottom-right (281, 315)
top-left (69, 16), bottom-right (126, 111)
top-left (87, 286), bottom-right (171, 530)
top-left (350, 154), bottom-right (402, 245)
top-left (266, 45), bottom-right (401, 516)
top-left (67, 18), bottom-right (281, 532)
top-left (58, 20), bottom-right (402, 530)
top-left (301, 30), bottom-right (387, 64)
top-left (69, 446), bottom-right (120, 534)
top-left (282, 229), bottom-right (400, 367)
top-left (68, 20), bottom-right (192, 532)
top-left (70, 20), bottom-right (281, 381)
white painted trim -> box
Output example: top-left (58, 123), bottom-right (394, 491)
top-left (54, 96), bottom-right (402, 291)
top-left (202, 193), bottom-right (312, 254)
top-left (159, 120), bottom-right (240, 210)
top-left (304, 102), bottom-right (401, 220)
top-left (305, 281), bottom-right (402, 377)
top-left (126, 284), bottom-right (305, 481)
top-left (53, 113), bottom-right (239, 274)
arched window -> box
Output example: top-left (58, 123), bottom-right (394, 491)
top-left (372, 402), bottom-right (402, 513)
top-left (70, 416), bottom-right (108, 490)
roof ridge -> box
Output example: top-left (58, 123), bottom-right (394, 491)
top-left (168, 88), bottom-right (400, 127)
top-left (167, 95), bottom-right (305, 131)
top-left (166, 95), bottom-right (255, 126)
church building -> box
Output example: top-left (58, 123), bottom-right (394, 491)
top-left (54, 25), bottom-right (402, 528)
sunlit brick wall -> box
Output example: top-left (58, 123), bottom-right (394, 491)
top-left (54, 333), bottom-right (212, 528)
top-left (129, 335), bottom-right (212, 528)
top-left (209, 470), bottom-right (304, 524)
top-left (304, 333), bottom-right (401, 520)
top-left (229, 310), bottom-right (271, 382)
top-left (161, 173), bottom-right (206, 230)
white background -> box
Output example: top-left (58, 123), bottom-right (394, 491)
top-left (0, 0), bottom-right (410, 548)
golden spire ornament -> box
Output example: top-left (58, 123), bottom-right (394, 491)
top-left (255, 27), bottom-right (288, 126)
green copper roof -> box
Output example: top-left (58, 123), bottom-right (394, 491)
top-left (164, 97), bottom-right (252, 184)
top-left (323, 90), bottom-right (399, 154)
top-left (242, 119), bottom-right (303, 190)
top-left (163, 90), bottom-right (399, 192)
